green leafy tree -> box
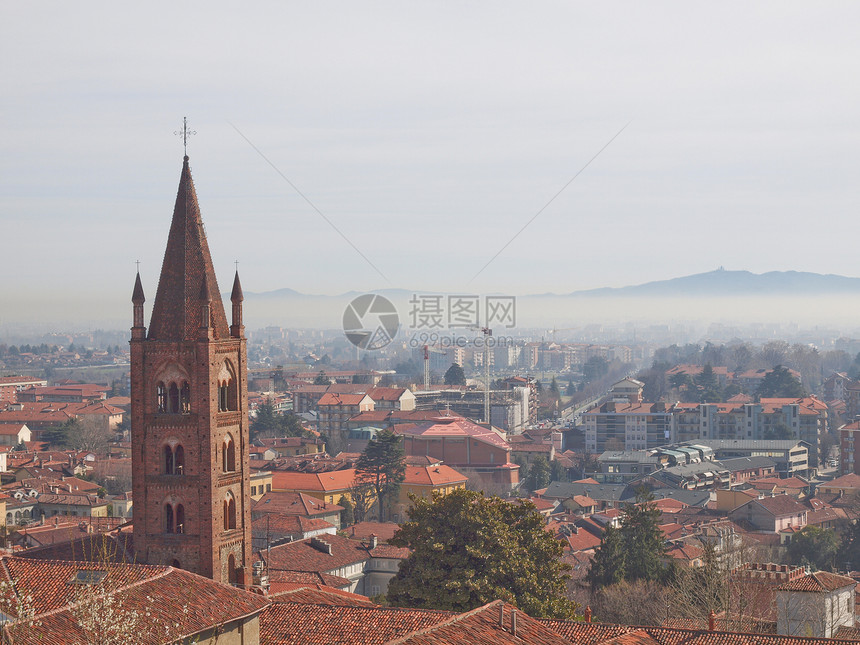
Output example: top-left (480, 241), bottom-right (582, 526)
top-left (42, 418), bottom-right (76, 448)
top-left (338, 495), bottom-right (355, 527)
top-left (583, 356), bottom-right (609, 383)
top-left (387, 489), bottom-right (574, 618)
top-left (313, 370), bottom-right (330, 385)
top-left (695, 364), bottom-right (722, 403)
top-left (756, 365), bottom-right (804, 400)
top-left (524, 456), bottom-right (551, 493)
top-left (355, 429), bottom-right (405, 523)
top-left (586, 525), bottom-right (626, 589)
top-left (549, 377), bottom-right (561, 402)
top-left (763, 423), bottom-right (794, 440)
top-left (250, 401), bottom-right (278, 439)
top-left (838, 516), bottom-right (860, 571)
top-left (787, 525), bottom-right (840, 571)
top-left (443, 363), bottom-right (466, 386)
top-left (550, 458), bottom-right (568, 484)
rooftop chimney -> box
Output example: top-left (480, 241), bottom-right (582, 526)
top-left (369, 534), bottom-right (378, 549)
top-left (708, 610), bottom-right (716, 631)
top-left (585, 606), bottom-right (592, 623)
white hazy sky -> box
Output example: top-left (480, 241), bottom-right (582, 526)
top-left (3, 2), bottom-right (860, 326)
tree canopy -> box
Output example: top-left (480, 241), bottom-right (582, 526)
top-left (387, 488), bottom-right (574, 618)
top-left (443, 363), bottom-right (466, 386)
top-left (250, 402), bottom-right (306, 440)
top-left (756, 365), bottom-right (805, 400)
top-left (587, 488), bottom-right (667, 589)
top-left (787, 525), bottom-right (840, 571)
top-left (355, 429), bottom-right (405, 523)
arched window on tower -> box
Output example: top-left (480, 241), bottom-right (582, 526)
top-left (224, 492), bottom-right (237, 530)
top-left (156, 382), bottom-right (167, 413)
top-left (174, 444), bottom-right (184, 475)
top-left (222, 434), bottom-right (235, 472)
top-left (168, 383), bottom-right (180, 414)
top-left (163, 444), bottom-right (185, 475)
top-left (180, 382), bottom-right (191, 413)
top-left (175, 504), bottom-right (185, 534)
top-left (164, 444), bottom-right (175, 475)
top-left (227, 553), bottom-right (237, 585)
top-left (218, 381), bottom-right (228, 412)
top-left (216, 361), bottom-right (238, 412)
top-left (165, 504), bottom-right (174, 533)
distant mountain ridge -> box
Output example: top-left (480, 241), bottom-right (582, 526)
top-left (238, 270), bottom-right (860, 302)
top-left (565, 269), bottom-right (860, 297)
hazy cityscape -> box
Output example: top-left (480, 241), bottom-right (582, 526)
top-left (5, 2), bottom-right (860, 644)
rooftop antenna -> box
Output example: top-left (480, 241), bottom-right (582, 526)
top-left (174, 116), bottom-right (196, 155)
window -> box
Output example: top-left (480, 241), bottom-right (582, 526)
top-left (175, 504), bottom-right (185, 534)
top-left (180, 382), bottom-right (190, 413)
top-left (224, 492), bottom-right (237, 530)
top-left (222, 434), bottom-right (236, 472)
top-left (165, 504), bottom-right (174, 533)
top-left (227, 553), bottom-right (237, 584)
top-left (156, 382), bottom-right (167, 413)
top-left (164, 444), bottom-right (175, 475)
top-left (164, 444), bottom-right (184, 475)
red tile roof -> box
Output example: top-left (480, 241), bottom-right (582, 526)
top-left (776, 571), bottom-right (856, 593)
top-left (252, 491), bottom-right (343, 517)
top-left (259, 533), bottom-right (373, 575)
top-left (403, 465), bottom-right (467, 487)
top-left (0, 556), bottom-right (268, 644)
top-left (260, 602), bottom-right (451, 644)
top-left (398, 417), bottom-right (511, 450)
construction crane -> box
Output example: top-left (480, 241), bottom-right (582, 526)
top-left (423, 344), bottom-right (431, 390)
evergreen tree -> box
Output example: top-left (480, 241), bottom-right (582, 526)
top-left (524, 456), bottom-right (551, 493)
top-left (587, 525), bottom-right (626, 590)
top-left (756, 365), bottom-right (805, 399)
top-left (355, 429), bottom-right (406, 523)
top-left (387, 489), bottom-right (574, 618)
top-left (619, 489), bottom-right (667, 582)
top-left (313, 370), bottom-right (330, 385)
top-left (550, 458), bottom-right (568, 483)
top-left (443, 363), bottom-right (466, 386)
top-left (338, 495), bottom-right (355, 527)
top-left (589, 488), bottom-right (667, 590)
top-left (695, 364), bottom-right (722, 403)
top-left (250, 401), bottom-right (278, 439)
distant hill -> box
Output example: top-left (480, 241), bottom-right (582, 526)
top-left (565, 269), bottom-right (860, 298)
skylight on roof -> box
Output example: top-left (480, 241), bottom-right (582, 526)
top-left (68, 570), bottom-right (107, 585)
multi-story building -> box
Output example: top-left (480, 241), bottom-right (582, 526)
top-left (0, 376), bottom-right (47, 404)
top-left (397, 415), bottom-right (519, 491)
top-left (838, 420), bottom-right (860, 475)
top-left (682, 439), bottom-right (810, 479)
top-left (585, 397), bottom-right (826, 468)
top-left (583, 401), bottom-right (673, 453)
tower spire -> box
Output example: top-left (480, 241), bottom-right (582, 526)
top-left (131, 271), bottom-right (146, 339)
top-left (147, 156), bottom-right (229, 341)
top-left (230, 270), bottom-right (244, 338)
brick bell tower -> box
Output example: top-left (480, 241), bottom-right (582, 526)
top-left (130, 154), bottom-right (251, 585)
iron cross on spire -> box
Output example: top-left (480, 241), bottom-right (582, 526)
top-left (174, 117), bottom-right (196, 155)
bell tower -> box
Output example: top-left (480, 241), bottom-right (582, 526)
top-left (130, 155), bottom-right (251, 585)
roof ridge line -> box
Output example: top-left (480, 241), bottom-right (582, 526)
top-left (383, 599), bottom-right (507, 644)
